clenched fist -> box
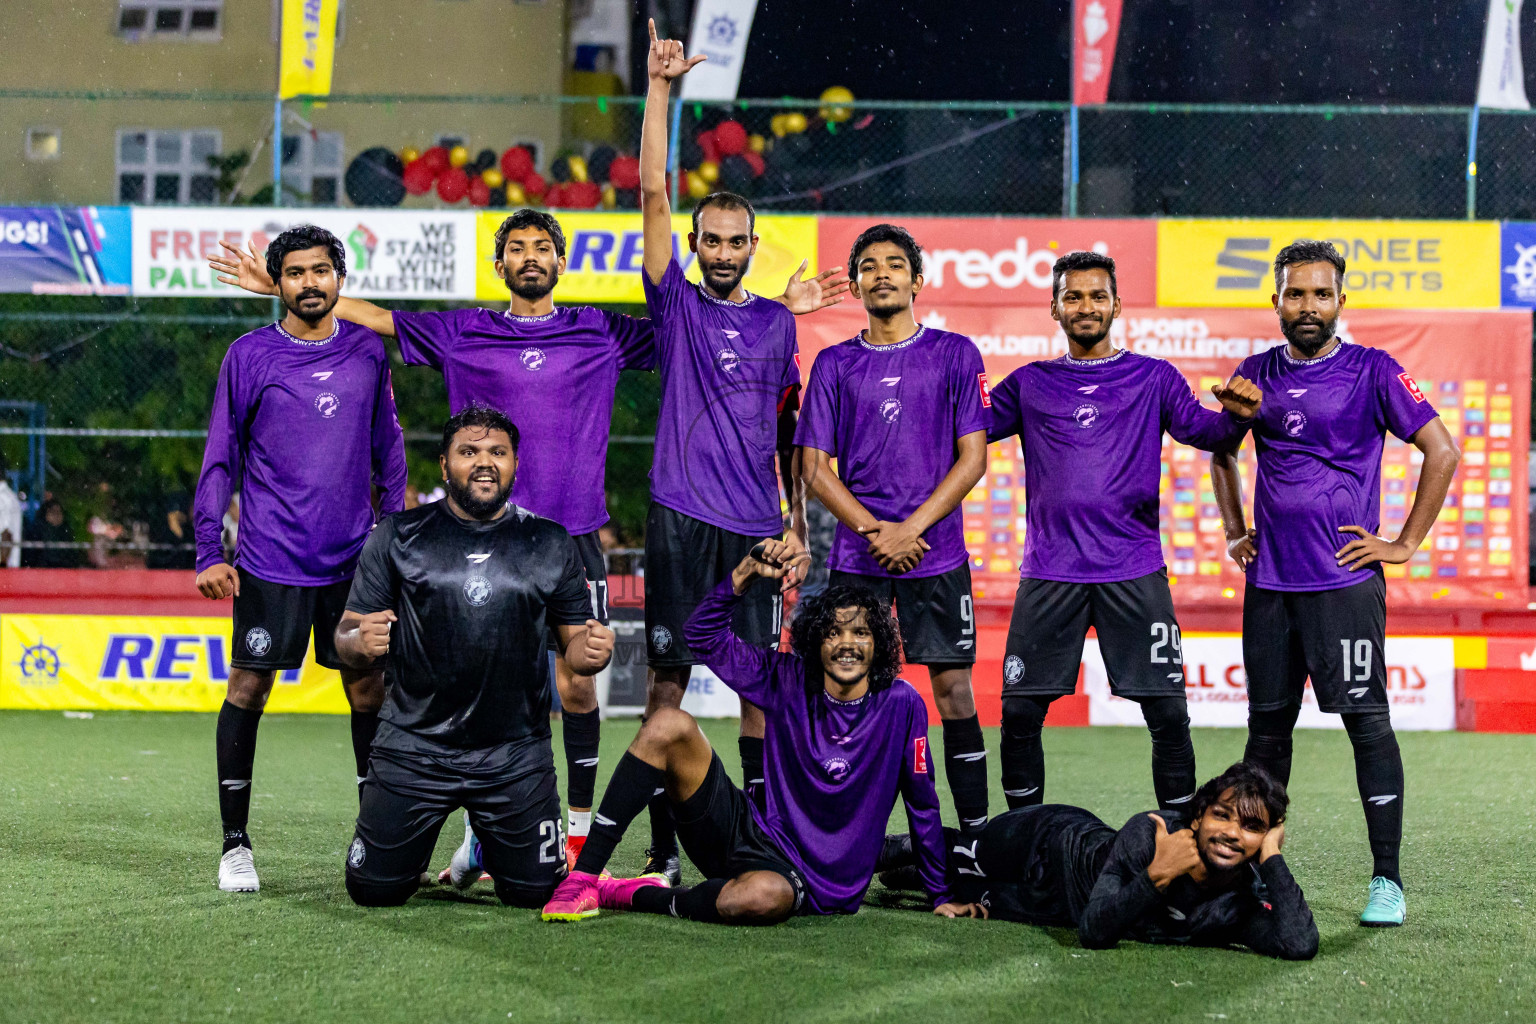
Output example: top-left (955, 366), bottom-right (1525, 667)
top-left (567, 619), bottom-right (615, 675)
top-left (196, 563), bottom-right (240, 600)
top-left (1211, 375), bottom-right (1262, 419)
top-left (356, 610), bottom-right (397, 658)
top-left (1146, 813), bottom-right (1202, 890)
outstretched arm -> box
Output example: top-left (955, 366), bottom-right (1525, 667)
top-left (1166, 370), bottom-right (1261, 451)
top-left (209, 240), bottom-right (398, 337)
top-left (683, 543), bottom-right (798, 709)
top-left (640, 19), bottom-right (704, 286)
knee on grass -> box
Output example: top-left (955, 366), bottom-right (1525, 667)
top-left (717, 871), bottom-right (796, 925)
top-left (346, 876), bottom-right (417, 908)
top-left (494, 879), bottom-right (556, 909)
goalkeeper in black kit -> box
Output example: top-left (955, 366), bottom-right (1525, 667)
top-left (880, 762), bottom-right (1317, 959)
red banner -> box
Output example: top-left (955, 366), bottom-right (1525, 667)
top-left (1073, 0), bottom-right (1124, 105)
top-left (817, 216), bottom-right (1155, 308)
top-left (796, 305), bottom-right (1531, 609)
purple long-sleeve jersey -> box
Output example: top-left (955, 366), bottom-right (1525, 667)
top-left (685, 579), bottom-right (951, 914)
top-left (194, 320), bottom-right (406, 585)
top-left (987, 349), bottom-right (1249, 583)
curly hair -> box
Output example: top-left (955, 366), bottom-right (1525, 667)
top-left (1273, 238), bottom-right (1345, 290)
top-left (788, 583), bottom-right (903, 700)
top-left (1192, 761), bottom-right (1289, 829)
top-left (440, 403), bottom-right (519, 457)
top-left (493, 209), bottom-right (567, 261)
top-left (264, 224), bottom-right (346, 283)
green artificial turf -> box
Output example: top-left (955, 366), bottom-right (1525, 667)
top-left (1, 710), bottom-right (1532, 1024)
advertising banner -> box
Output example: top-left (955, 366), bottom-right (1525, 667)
top-left (0, 206), bottom-right (130, 295)
top-left (1156, 219), bottom-right (1502, 309)
top-left (1083, 635), bottom-right (1456, 730)
top-left (1, 614), bottom-right (349, 713)
top-left (279, 0), bottom-right (342, 100)
top-left (1501, 221), bottom-right (1536, 306)
top-left (817, 216), bottom-right (1155, 307)
top-left (679, 0), bottom-right (760, 101)
top-left (475, 211), bottom-right (817, 304)
top-left (794, 303), bottom-right (1530, 607)
top-left (1477, 0), bottom-right (1530, 110)
top-left (1072, 0), bottom-right (1124, 106)
top-left (131, 207), bottom-right (477, 299)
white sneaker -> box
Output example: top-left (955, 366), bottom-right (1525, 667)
top-left (437, 811), bottom-right (482, 889)
top-left (218, 846), bottom-right (259, 892)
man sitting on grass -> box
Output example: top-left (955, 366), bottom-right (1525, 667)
top-left (542, 539), bottom-right (982, 924)
top-left (879, 761), bottom-right (1318, 959)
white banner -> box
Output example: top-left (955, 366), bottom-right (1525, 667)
top-left (679, 0), bottom-right (760, 101)
top-left (1085, 635), bottom-right (1457, 731)
top-left (131, 208), bottom-right (478, 299)
top-left (1478, 0), bottom-right (1530, 110)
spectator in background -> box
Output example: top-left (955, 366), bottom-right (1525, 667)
top-left (147, 494), bottom-right (197, 570)
top-left (221, 492), bottom-right (240, 566)
top-left (23, 498), bottom-right (82, 569)
top-left (0, 464), bottom-right (21, 568)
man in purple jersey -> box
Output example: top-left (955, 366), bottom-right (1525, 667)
top-left (797, 223), bottom-right (992, 836)
top-left (1211, 241), bottom-right (1459, 928)
top-left (194, 225), bottom-right (407, 894)
top-left (542, 538), bottom-right (984, 924)
top-left (988, 251), bottom-right (1262, 816)
top-left (633, 20), bottom-right (848, 883)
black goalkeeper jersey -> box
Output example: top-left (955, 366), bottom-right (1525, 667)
top-left (346, 502), bottom-right (593, 753)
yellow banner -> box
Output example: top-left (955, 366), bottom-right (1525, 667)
top-left (1156, 219), bottom-right (1502, 309)
top-left (278, 0), bottom-right (341, 100)
top-left (1, 614), bottom-right (348, 713)
top-left (475, 212), bottom-right (819, 303)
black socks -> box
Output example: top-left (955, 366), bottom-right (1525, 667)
top-left (631, 877), bottom-right (727, 923)
top-left (1000, 695), bottom-right (1052, 809)
top-left (940, 714), bottom-right (989, 832)
top-left (575, 751), bottom-right (666, 876)
top-left (216, 700), bottom-right (262, 851)
top-left (1344, 711), bottom-right (1404, 887)
top-left (738, 735), bottom-right (765, 812)
top-left (349, 710), bottom-right (378, 791)
top-left (1137, 696), bottom-right (1196, 810)
top-left (563, 708), bottom-right (602, 810)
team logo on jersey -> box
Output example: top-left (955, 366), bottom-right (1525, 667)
top-left (463, 574), bottom-right (493, 607)
top-left (978, 372), bottom-right (992, 408)
top-left (1284, 410), bottom-right (1307, 436)
top-left (650, 625), bottom-right (673, 654)
top-left (520, 347), bottom-right (546, 371)
top-left (314, 392), bottom-right (340, 418)
top-left (1073, 403), bottom-right (1099, 428)
top-left (1398, 372), bottom-right (1426, 403)
top-left (1003, 654), bottom-right (1025, 685)
top-left (721, 329), bottom-right (741, 339)
top-left (244, 627), bottom-right (272, 657)
top-left (347, 838), bottom-right (366, 868)
top-left (913, 736), bottom-right (929, 774)
top-left (821, 756), bottom-right (851, 782)
top-left (717, 348), bottom-right (740, 373)
top-left (878, 397), bottom-right (902, 424)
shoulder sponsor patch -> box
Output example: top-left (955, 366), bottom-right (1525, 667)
top-left (913, 735), bottom-right (929, 774)
top-left (1398, 372), bottom-right (1426, 403)
top-left (978, 372), bottom-right (992, 408)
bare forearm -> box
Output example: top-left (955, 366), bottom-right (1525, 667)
top-left (802, 450), bottom-right (878, 533)
top-left (640, 78), bottom-right (672, 197)
top-left (333, 625), bottom-right (377, 670)
top-left (1397, 446), bottom-right (1458, 550)
top-left (1211, 448), bottom-right (1248, 539)
top-left (335, 297), bottom-right (397, 337)
top-left (782, 445), bottom-right (806, 539)
top-left (904, 439), bottom-right (985, 534)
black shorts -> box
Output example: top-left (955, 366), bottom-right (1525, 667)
top-left (231, 569), bottom-right (350, 671)
top-left (346, 742), bottom-right (565, 906)
top-left (546, 531), bottom-right (610, 654)
top-left (674, 752), bottom-right (807, 912)
top-left (1003, 570), bottom-right (1186, 698)
top-left (1243, 573), bottom-right (1387, 714)
top-left (828, 563), bottom-right (976, 666)
top-left (644, 503), bottom-right (782, 668)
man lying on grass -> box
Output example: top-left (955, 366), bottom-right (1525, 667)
top-left (880, 761), bottom-right (1318, 959)
top-left (542, 539), bottom-right (982, 924)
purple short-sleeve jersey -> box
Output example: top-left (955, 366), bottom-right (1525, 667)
top-left (794, 326), bottom-right (990, 578)
top-left (193, 320), bottom-right (407, 585)
top-left (1234, 341), bottom-right (1439, 591)
top-left (392, 306), bottom-right (654, 536)
top-left (987, 349), bottom-right (1249, 583)
top-left (644, 258), bottom-right (800, 536)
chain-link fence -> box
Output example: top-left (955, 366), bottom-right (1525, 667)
top-left (7, 88), bottom-right (1536, 217)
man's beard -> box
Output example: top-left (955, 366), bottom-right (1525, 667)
top-left (446, 472), bottom-right (513, 519)
top-left (1065, 316), bottom-right (1112, 347)
top-left (1279, 312), bottom-right (1338, 355)
top-left (286, 289), bottom-right (337, 325)
top-left (702, 260), bottom-right (748, 297)
top-left (504, 263), bottom-right (559, 301)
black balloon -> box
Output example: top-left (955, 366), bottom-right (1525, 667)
top-left (472, 148), bottom-right (497, 174)
top-left (587, 144), bottom-right (618, 184)
top-left (488, 186), bottom-right (508, 208)
top-left (344, 146), bottom-right (406, 207)
top-left (549, 155), bottom-right (573, 183)
top-left (614, 187), bottom-right (640, 209)
top-left (718, 154), bottom-right (755, 194)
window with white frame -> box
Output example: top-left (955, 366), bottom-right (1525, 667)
top-left (118, 1), bottom-right (223, 38)
top-left (117, 130), bottom-right (221, 205)
top-left (281, 132), bottom-right (344, 205)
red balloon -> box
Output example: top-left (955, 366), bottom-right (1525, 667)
top-left (436, 166), bottom-right (470, 203)
top-left (714, 120), bottom-right (748, 157)
top-left (543, 183), bottom-right (567, 207)
top-left (500, 146), bottom-right (535, 182)
top-left (741, 150), bottom-right (766, 177)
top-left (567, 181), bottom-right (602, 208)
top-left (697, 129), bottom-right (720, 164)
top-left (609, 154), bottom-right (641, 190)
top-left (523, 172), bottom-right (547, 198)
top-left (468, 177), bottom-right (492, 207)
top-left (402, 159), bottom-right (435, 195)
top-left (421, 146), bottom-right (450, 172)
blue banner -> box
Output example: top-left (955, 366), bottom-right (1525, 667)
top-left (0, 207), bottom-right (131, 295)
top-left (1501, 221), bottom-right (1536, 307)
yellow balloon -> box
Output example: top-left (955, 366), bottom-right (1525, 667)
top-left (505, 182), bottom-right (527, 206)
top-left (401, 146), bottom-right (421, 164)
top-left (748, 133), bottom-right (766, 154)
top-left (448, 145), bottom-right (470, 168)
top-left (784, 111), bottom-right (808, 134)
top-left (770, 114), bottom-right (788, 138)
top-left (601, 183), bottom-right (618, 210)
top-left (686, 170), bottom-right (709, 199)
top-left (818, 85), bottom-right (855, 123)
top-left (481, 167), bottom-right (505, 188)
top-left (698, 160), bottom-right (720, 185)
top-left (568, 155), bottom-right (589, 184)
